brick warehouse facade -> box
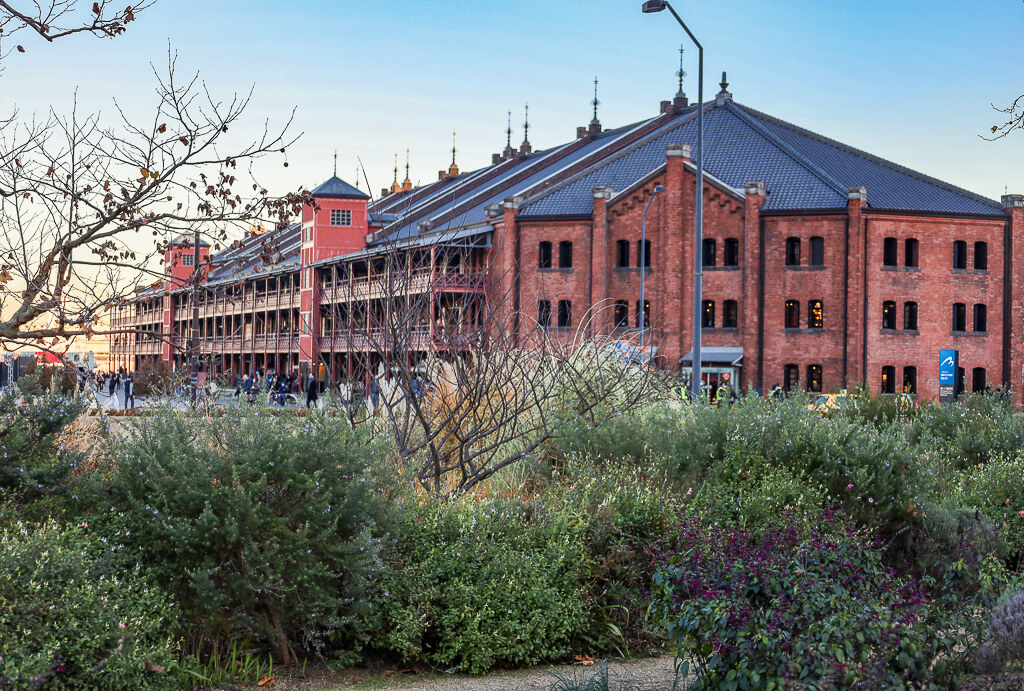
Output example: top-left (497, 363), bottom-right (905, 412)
top-left (109, 79), bottom-right (1024, 404)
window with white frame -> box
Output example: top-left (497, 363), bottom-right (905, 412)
top-left (330, 209), bottom-right (352, 226)
top-left (182, 254), bottom-right (195, 266)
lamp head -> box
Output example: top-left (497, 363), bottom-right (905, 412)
top-left (654, 185), bottom-right (665, 193)
top-left (642, 0), bottom-right (667, 12)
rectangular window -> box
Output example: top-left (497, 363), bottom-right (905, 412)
top-left (903, 366), bottom-right (917, 395)
top-left (808, 300), bottom-right (823, 329)
top-left (973, 367), bottom-right (987, 392)
top-left (953, 240), bottom-right (967, 269)
top-left (903, 302), bottom-right (918, 330)
top-left (952, 302), bottom-right (966, 331)
top-left (636, 300), bottom-right (650, 328)
top-left (616, 240), bottom-right (630, 268)
top-left (784, 300), bottom-right (800, 328)
top-left (557, 300), bottom-right (572, 328)
top-left (881, 365), bottom-right (896, 394)
top-left (330, 209), bottom-right (352, 226)
top-left (883, 237), bottom-right (897, 266)
top-left (559, 241), bottom-right (573, 268)
top-left (639, 239), bottom-right (652, 267)
top-left (701, 300), bottom-right (715, 328)
top-left (882, 301), bottom-right (896, 330)
top-left (806, 364), bottom-right (822, 393)
top-left (723, 300), bottom-right (738, 328)
top-left (538, 241), bottom-right (552, 269)
top-left (724, 238), bottom-right (740, 266)
top-left (810, 237), bottom-right (824, 266)
top-left (974, 303), bottom-right (987, 332)
top-left (538, 300), bottom-right (551, 329)
top-left (702, 239), bottom-right (717, 267)
top-left (783, 364), bottom-right (799, 392)
top-left (974, 241), bottom-right (988, 270)
top-left (182, 254), bottom-right (195, 266)
top-left (613, 300), bottom-right (628, 328)
top-left (785, 238), bottom-right (801, 266)
top-left (905, 238), bottom-right (919, 268)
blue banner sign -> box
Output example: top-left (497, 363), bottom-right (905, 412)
top-left (939, 349), bottom-right (958, 402)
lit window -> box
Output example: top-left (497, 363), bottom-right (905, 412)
top-left (783, 364), bottom-right (799, 392)
top-left (701, 300), bottom-right (715, 328)
top-left (903, 366), bottom-right (917, 394)
top-left (330, 209), bottom-right (352, 226)
top-left (806, 364), bottom-right (822, 392)
top-left (785, 300), bottom-right (800, 328)
top-left (613, 301), bottom-right (628, 328)
top-left (636, 300), bottom-right (651, 328)
top-left (881, 365), bottom-right (896, 394)
top-left (808, 300), bottom-right (823, 329)
top-left (882, 301), bottom-right (896, 330)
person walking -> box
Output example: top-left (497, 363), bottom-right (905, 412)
top-left (124, 373), bottom-right (135, 409)
top-left (305, 372), bottom-right (319, 409)
top-left (369, 377), bottom-right (380, 411)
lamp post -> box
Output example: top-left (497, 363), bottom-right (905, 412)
top-left (642, 0), bottom-right (704, 402)
top-left (639, 185), bottom-right (664, 353)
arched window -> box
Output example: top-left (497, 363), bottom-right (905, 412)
top-left (806, 364), bottom-right (823, 393)
top-left (903, 366), bottom-right (917, 395)
top-left (538, 241), bottom-right (552, 269)
top-left (537, 300), bottom-right (551, 328)
top-left (974, 303), bottom-right (987, 332)
top-left (953, 240), bottom-right (967, 269)
top-left (701, 300), bottom-right (715, 328)
top-left (723, 300), bottom-right (738, 328)
top-left (636, 300), bottom-right (651, 328)
top-left (881, 365), bottom-right (896, 394)
top-left (557, 300), bottom-right (572, 328)
top-left (810, 236), bottom-right (824, 266)
top-left (882, 301), bottom-right (897, 330)
top-left (808, 300), bottom-right (823, 329)
top-left (613, 300), bottom-right (628, 328)
top-left (905, 238), bottom-right (919, 268)
top-left (883, 237), bottom-right (897, 266)
top-left (974, 241), bottom-right (988, 270)
top-left (785, 300), bottom-right (800, 328)
top-left (558, 241), bottom-right (573, 268)
top-left (616, 240), bottom-right (630, 268)
top-left (724, 238), bottom-right (740, 266)
top-left (702, 238), bottom-right (717, 267)
top-left (639, 239), bottom-right (652, 267)
top-left (783, 364), bottom-right (799, 392)
top-left (785, 237), bottom-right (801, 266)
top-left (973, 367), bottom-right (987, 392)
top-left (904, 302), bottom-right (918, 330)
top-left (952, 303), bottom-right (966, 331)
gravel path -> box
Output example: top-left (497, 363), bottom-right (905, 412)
top-left (259, 656), bottom-right (685, 691)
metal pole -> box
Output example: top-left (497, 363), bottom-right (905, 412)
top-left (190, 229), bottom-right (200, 406)
top-left (639, 186), bottom-right (664, 353)
top-left (658, 2), bottom-right (704, 402)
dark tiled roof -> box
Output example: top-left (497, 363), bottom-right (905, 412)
top-left (311, 176), bottom-right (369, 200)
top-left (521, 100), bottom-right (1001, 217)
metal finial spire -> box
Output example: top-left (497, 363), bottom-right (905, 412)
top-left (451, 131), bottom-right (457, 166)
top-left (522, 103), bottom-right (530, 144)
top-left (355, 166), bottom-right (360, 189)
top-left (591, 76), bottom-right (600, 124)
top-left (333, 150), bottom-right (338, 177)
top-left (405, 147), bottom-right (410, 178)
top-left (393, 153), bottom-right (398, 184)
top-left (720, 71), bottom-right (729, 92)
top-left (676, 45), bottom-right (686, 96)
top-left (506, 111), bottom-right (512, 149)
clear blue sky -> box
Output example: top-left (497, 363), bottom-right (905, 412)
top-left (4, 0), bottom-right (1024, 204)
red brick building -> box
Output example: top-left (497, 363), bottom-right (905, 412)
top-left (110, 78), bottom-right (1024, 403)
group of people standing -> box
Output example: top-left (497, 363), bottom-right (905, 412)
top-left (95, 367), bottom-right (135, 408)
top-left (234, 369), bottom-right (320, 408)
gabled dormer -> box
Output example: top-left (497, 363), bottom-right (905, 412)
top-left (164, 234), bottom-right (209, 288)
top-left (301, 176), bottom-right (370, 264)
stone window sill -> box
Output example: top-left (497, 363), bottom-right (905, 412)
top-left (704, 327), bottom-right (739, 333)
top-left (705, 265), bottom-right (741, 271)
top-left (783, 327), bottom-right (825, 334)
top-left (951, 268), bottom-right (989, 276)
top-left (881, 265), bottom-right (920, 272)
top-left (538, 267), bottom-right (574, 273)
top-left (951, 330), bottom-right (988, 337)
top-left (613, 267), bottom-right (653, 272)
top-left (784, 265), bottom-right (826, 271)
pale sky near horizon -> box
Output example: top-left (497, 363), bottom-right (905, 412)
top-left (3, 0), bottom-right (1024, 213)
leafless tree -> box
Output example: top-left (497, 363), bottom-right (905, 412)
top-left (317, 231), bottom-right (664, 497)
top-left (0, 1), bottom-right (308, 352)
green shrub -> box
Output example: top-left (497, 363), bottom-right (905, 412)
top-left (909, 391), bottom-right (1024, 469)
top-left (955, 454), bottom-right (1024, 563)
top-left (0, 387), bottom-right (84, 503)
top-left (358, 497), bottom-right (591, 673)
top-left (87, 406), bottom-right (385, 664)
top-left (0, 520), bottom-right (182, 690)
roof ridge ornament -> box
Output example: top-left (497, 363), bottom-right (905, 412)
top-left (591, 76), bottom-right (600, 125)
top-left (716, 71), bottom-right (732, 105)
top-left (448, 131), bottom-right (459, 177)
top-left (676, 45), bottom-right (686, 98)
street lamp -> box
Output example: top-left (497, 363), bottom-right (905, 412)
top-left (639, 185), bottom-right (664, 353)
top-left (642, 0), bottom-right (704, 402)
